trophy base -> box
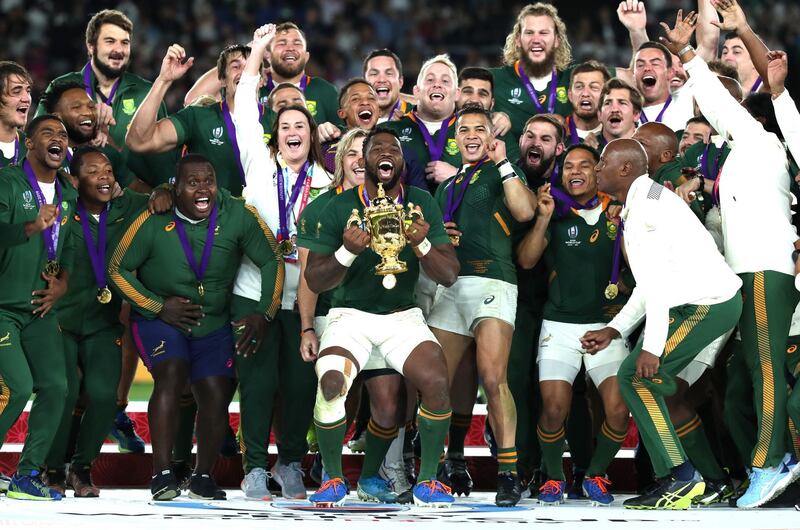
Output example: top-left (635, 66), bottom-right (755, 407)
top-left (382, 274), bottom-right (397, 289)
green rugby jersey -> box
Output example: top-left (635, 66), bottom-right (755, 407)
top-left (304, 185), bottom-right (450, 314)
top-left (542, 194), bottom-right (628, 323)
top-left (433, 161), bottom-right (523, 283)
top-left (169, 102), bottom-right (272, 197)
top-left (0, 131), bottom-right (26, 169)
top-left (108, 190), bottom-right (283, 334)
top-left (0, 165), bottom-right (77, 313)
top-left (296, 186), bottom-right (341, 317)
top-left (58, 191), bottom-right (148, 336)
top-left (258, 75), bottom-right (342, 128)
top-left (39, 65), bottom-right (179, 188)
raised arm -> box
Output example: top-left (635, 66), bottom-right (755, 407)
top-left (616, 0), bottom-right (649, 84)
top-left (695, 0), bottom-right (720, 62)
top-left (768, 51), bottom-right (800, 167)
top-left (710, 0), bottom-right (771, 91)
top-left (183, 66), bottom-right (223, 107)
top-left (126, 45), bottom-right (194, 153)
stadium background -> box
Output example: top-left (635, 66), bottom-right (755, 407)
top-left (0, 0), bottom-right (797, 392)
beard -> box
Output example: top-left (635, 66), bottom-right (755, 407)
top-left (519, 46), bottom-right (557, 79)
top-left (93, 54), bottom-right (128, 80)
top-left (271, 57), bottom-right (307, 80)
top-left (366, 163), bottom-right (404, 192)
top-left (65, 122), bottom-right (96, 145)
top-left (520, 152), bottom-right (557, 187)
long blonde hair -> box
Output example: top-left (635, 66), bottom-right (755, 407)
top-left (502, 3), bottom-right (572, 70)
top-left (331, 128), bottom-right (369, 189)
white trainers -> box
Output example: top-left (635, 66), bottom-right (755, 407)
top-left (271, 460), bottom-right (307, 499)
top-left (241, 467), bottom-right (272, 500)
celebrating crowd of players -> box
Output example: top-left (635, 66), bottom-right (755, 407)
top-left (0, 0), bottom-right (799, 512)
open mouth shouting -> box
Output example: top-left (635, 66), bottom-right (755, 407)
top-left (641, 74), bottom-right (657, 89)
top-left (374, 85), bottom-right (392, 101)
top-left (46, 142), bottom-right (64, 163)
top-left (464, 142), bottom-right (482, 156)
top-left (194, 194), bottom-right (211, 212)
top-left (16, 104), bottom-right (29, 123)
top-left (578, 97), bottom-right (594, 113)
top-left (607, 113), bottom-right (623, 128)
top-left (357, 108), bottom-right (375, 126)
top-left (429, 91), bottom-right (445, 103)
top-left (526, 146), bottom-right (544, 167)
top-left (285, 136), bottom-right (303, 154)
top-left (377, 159), bottom-right (394, 180)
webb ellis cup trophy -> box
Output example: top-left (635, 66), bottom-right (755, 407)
top-left (347, 183), bottom-right (423, 289)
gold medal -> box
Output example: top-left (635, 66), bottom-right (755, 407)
top-left (449, 234), bottom-right (460, 246)
top-left (44, 260), bottom-right (61, 277)
top-left (97, 287), bottom-right (112, 304)
top-left (198, 282), bottom-right (205, 297)
top-left (604, 282), bottom-right (619, 300)
top-left (278, 239), bottom-right (295, 257)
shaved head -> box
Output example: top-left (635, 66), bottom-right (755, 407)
top-left (632, 122), bottom-right (678, 174)
top-left (718, 76), bottom-right (744, 103)
top-left (595, 138), bottom-right (648, 201)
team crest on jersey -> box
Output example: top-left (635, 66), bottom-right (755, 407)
top-left (556, 86), bottom-right (568, 104)
top-left (309, 188), bottom-right (321, 199)
top-left (165, 221), bottom-right (176, 232)
top-left (606, 220), bottom-right (618, 240)
top-left (209, 127), bottom-right (225, 146)
top-left (61, 201), bottom-right (69, 212)
top-left (399, 128), bottom-right (413, 142)
top-left (589, 229), bottom-right (599, 243)
top-left (306, 100), bottom-right (318, 116)
top-left (566, 225), bottom-right (580, 247)
top-left (214, 224), bottom-right (220, 235)
top-left (22, 190), bottom-right (34, 210)
top-left (263, 133), bottom-right (271, 144)
top-left (122, 98), bottom-right (137, 116)
top-left (445, 139), bottom-right (458, 156)
top-left (508, 88), bottom-right (524, 105)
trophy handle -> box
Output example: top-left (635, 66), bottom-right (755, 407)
top-left (347, 209), bottom-right (363, 229)
top-left (405, 202), bottom-right (424, 228)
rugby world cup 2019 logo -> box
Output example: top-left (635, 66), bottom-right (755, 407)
top-left (22, 190), bottom-right (34, 210)
top-left (399, 127), bottom-right (413, 142)
top-left (566, 225), bottom-right (581, 247)
top-left (508, 87), bottom-right (524, 105)
top-left (209, 126), bottom-right (225, 146)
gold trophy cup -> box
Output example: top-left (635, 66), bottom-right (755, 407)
top-left (347, 183), bottom-right (423, 289)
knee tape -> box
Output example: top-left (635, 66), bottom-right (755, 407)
top-left (313, 354), bottom-right (358, 423)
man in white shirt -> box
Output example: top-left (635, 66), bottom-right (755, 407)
top-left (661, 8), bottom-right (800, 509)
top-left (581, 137), bottom-right (742, 510)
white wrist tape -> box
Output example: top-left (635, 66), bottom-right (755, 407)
top-left (415, 238), bottom-right (432, 256)
top-left (334, 245), bottom-right (358, 267)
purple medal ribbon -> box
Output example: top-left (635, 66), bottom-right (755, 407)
top-left (549, 164), bottom-right (560, 185)
top-left (609, 218), bottom-right (624, 287)
top-left (639, 95), bottom-right (672, 124)
top-left (391, 99), bottom-right (402, 117)
top-left (568, 116), bottom-right (580, 146)
top-left (220, 100), bottom-right (248, 186)
top-left (76, 201), bottom-right (109, 291)
top-left (549, 187), bottom-right (600, 218)
top-left (23, 160), bottom-right (62, 261)
top-left (518, 66), bottom-right (558, 114)
top-left (1, 136), bottom-right (19, 167)
top-left (174, 205), bottom-right (218, 291)
top-left (83, 62), bottom-right (120, 104)
top-left (277, 161), bottom-right (310, 241)
top-left (265, 73), bottom-right (309, 93)
top-left (443, 158), bottom-right (487, 223)
top-left (413, 113), bottom-right (451, 161)
top-left (750, 76), bottom-right (762, 93)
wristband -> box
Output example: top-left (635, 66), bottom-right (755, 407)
top-left (334, 245), bottom-right (358, 267)
top-left (415, 238), bottom-right (432, 257)
top-left (300, 327), bottom-right (315, 337)
top-left (678, 44), bottom-right (694, 58)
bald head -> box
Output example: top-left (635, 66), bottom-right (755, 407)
top-left (595, 138), bottom-right (648, 200)
top-left (718, 76), bottom-right (744, 103)
top-left (632, 122), bottom-right (678, 174)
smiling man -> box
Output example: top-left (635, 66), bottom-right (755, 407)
top-left (304, 126), bottom-right (459, 508)
top-left (0, 62), bottom-right (32, 168)
top-left (39, 10), bottom-right (177, 189)
top-left (0, 115), bottom-right (76, 500)
top-left (427, 105), bottom-right (536, 507)
top-left (363, 49), bottom-right (413, 123)
top-left (108, 154), bottom-right (283, 502)
top-left (384, 54), bottom-right (462, 193)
